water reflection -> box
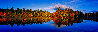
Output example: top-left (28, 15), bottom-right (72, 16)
top-left (0, 17), bottom-right (52, 27)
top-left (84, 17), bottom-right (98, 22)
top-left (0, 16), bottom-right (86, 27)
top-left (52, 17), bottom-right (83, 27)
top-left (0, 15), bottom-right (98, 27)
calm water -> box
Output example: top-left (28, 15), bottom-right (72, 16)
top-left (0, 18), bottom-right (98, 32)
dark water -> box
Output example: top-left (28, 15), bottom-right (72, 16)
top-left (0, 18), bottom-right (98, 32)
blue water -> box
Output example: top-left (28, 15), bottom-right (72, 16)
top-left (0, 20), bottom-right (98, 32)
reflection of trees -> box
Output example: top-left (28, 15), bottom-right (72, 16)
top-left (0, 17), bottom-right (52, 27)
top-left (84, 17), bottom-right (98, 22)
top-left (52, 17), bottom-right (83, 27)
top-left (0, 16), bottom-right (83, 27)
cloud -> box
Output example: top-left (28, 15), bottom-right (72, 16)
top-left (70, 0), bottom-right (79, 3)
top-left (50, 3), bottom-right (69, 10)
top-left (39, 3), bottom-right (69, 10)
top-left (81, 10), bottom-right (98, 14)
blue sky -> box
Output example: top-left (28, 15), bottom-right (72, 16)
top-left (0, 0), bottom-right (98, 13)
